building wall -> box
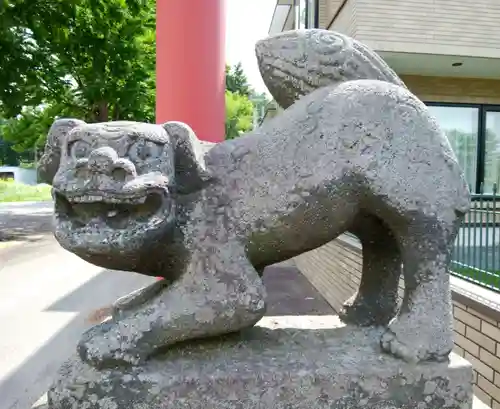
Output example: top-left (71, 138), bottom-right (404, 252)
top-left (328, 0), bottom-right (500, 59)
top-left (318, 0), bottom-right (342, 29)
top-left (401, 75), bottom-right (500, 105)
top-left (329, 0), bottom-right (356, 36)
top-left (294, 237), bottom-right (500, 407)
top-left (0, 166), bottom-right (38, 185)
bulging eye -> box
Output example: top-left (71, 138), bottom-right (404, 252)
top-left (69, 140), bottom-right (91, 159)
top-left (128, 140), bottom-right (162, 161)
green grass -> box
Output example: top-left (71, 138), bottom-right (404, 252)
top-left (0, 179), bottom-right (52, 202)
top-left (450, 263), bottom-right (500, 291)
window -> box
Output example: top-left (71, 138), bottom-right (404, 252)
top-left (426, 103), bottom-right (500, 194)
top-left (294, 0), bottom-right (318, 29)
top-left (305, 0), bottom-right (317, 28)
top-left (295, 0), bottom-right (306, 29)
top-left (484, 109), bottom-right (500, 194)
top-left (426, 105), bottom-right (479, 192)
top-left (0, 172), bottom-right (14, 180)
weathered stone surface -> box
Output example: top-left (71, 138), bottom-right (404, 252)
top-left (38, 118), bottom-right (86, 185)
top-left (39, 29), bottom-right (470, 369)
top-left (255, 29), bottom-right (406, 109)
top-left (48, 316), bottom-right (473, 409)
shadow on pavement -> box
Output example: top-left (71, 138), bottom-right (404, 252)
top-left (45, 269), bottom-right (155, 315)
top-left (262, 264), bottom-right (335, 316)
top-left (0, 211), bottom-right (53, 243)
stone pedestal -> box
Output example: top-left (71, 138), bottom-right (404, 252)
top-left (48, 316), bottom-right (473, 409)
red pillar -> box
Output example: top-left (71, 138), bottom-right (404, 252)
top-left (156, 0), bottom-right (226, 143)
top-left (155, 1), bottom-right (225, 280)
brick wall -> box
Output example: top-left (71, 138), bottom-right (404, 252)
top-left (294, 236), bottom-right (500, 408)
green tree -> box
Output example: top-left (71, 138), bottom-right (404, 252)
top-left (249, 90), bottom-right (270, 126)
top-left (224, 62), bottom-right (257, 139)
top-left (0, 0), bottom-right (156, 151)
top-left (225, 90), bottom-right (253, 140)
top-left (1, 5), bottom-right (259, 149)
top-left (225, 62), bottom-right (251, 97)
top-left (0, 1), bottom-right (53, 117)
top-left (225, 63), bottom-right (271, 138)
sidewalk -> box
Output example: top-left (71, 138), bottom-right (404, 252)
top-left (0, 201), bottom-right (54, 244)
top-left (0, 242), bottom-right (154, 409)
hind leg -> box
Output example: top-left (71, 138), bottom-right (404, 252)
top-left (340, 213), bottom-right (401, 326)
top-left (380, 215), bottom-right (460, 362)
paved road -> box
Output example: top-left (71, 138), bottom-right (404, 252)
top-left (0, 238), bottom-right (155, 409)
top-left (0, 201), bottom-right (155, 409)
top-left (0, 201), bottom-right (54, 211)
top-left (0, 201), bottom-right (55, 243)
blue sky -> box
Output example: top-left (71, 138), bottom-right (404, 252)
top-left (225, 0), bottom-right (276, 94)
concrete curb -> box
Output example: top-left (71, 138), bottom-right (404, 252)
top-left (0, 200), bottom-right (53, 208)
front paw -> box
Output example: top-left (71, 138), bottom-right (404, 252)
top-left (77, 321), bottom-right (144, 368)
top-left (380, 328), bottom-right (419, 363)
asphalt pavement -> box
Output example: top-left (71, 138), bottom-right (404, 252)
top-left (0, 201), bottom-right (155, 409)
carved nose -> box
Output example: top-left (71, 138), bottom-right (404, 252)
top-left (87, 147), bottom-right (118, 173)
top-left (85, 147), bottom-right (137, 180)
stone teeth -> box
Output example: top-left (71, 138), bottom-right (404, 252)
top-left (69, 195), bottom-right (104, 203)
top-left (68, 194), bottom-right (146, 204)
top-left (119, 197), bottom-right (146, 204)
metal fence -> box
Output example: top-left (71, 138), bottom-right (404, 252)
top-left (451, 184), bottom-right (500, 292)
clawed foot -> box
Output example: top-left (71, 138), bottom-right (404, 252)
top-left (77, 321), bottom-right (147, 368)
top-left (380, 319), bottom-right (452, 363)
top-left (77, 292), bottom-right (267, 368)
top-left (76, 247), bottom-right (268, 369)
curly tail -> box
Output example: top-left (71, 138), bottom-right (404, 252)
top-left (256, 29), bottom-right (405, 109)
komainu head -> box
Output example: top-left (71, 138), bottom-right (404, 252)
top-left (43, 119), bottom-right (177, 271)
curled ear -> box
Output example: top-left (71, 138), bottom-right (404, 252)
top-left (37, 118), bottom-right (86, 185)
top-left (162, 121), bottom-right (213, 194)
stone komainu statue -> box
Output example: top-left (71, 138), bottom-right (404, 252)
top-left (38, 29), bottom-right (470, 368)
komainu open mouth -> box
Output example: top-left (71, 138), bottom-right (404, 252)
top-left (54, 190), bottom-right (164, 229)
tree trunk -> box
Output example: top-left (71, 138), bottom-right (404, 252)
top-left (95, 101), bottom-right (109, 122)
top-left (112, 104), bottom-right (120, 121)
